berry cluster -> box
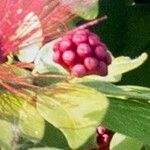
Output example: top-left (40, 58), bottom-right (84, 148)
top-left (53, 29), bottom-right (112, 77)
top-left (97, 126), bottom-right (114, 150)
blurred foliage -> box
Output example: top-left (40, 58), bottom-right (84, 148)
top-left (0, 1), bottom-right (150, 150)
top-left (93, 0), bottom-right (150, 86)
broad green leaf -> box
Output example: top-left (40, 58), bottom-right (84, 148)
top-left (110, 133), bottom-right (143, 150)
top-left (37, 83), bottom-right (108, 149)
top-left (61, 0), bottom-right (99, 20)
top-left (108, 53), bottom-right (148, 76)
top-left (39, 122), bottom-right (70, 149)
top-left (0, 120), bottom-right (13, 150)
top-left (73, 76), bottom-right (150, 101)
top-left (19, 102), bottom-right (45, 143)
top-left (0, 90), bottom-right (24, 121)
top-left (28, 148), bottom-right (63, 150)
top-left (102, 97), bottom-right (150, 144)
top-left (72, 79), bottom-right (150, 144)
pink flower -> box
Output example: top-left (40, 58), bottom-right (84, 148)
top-left (0, 0), bottom-right (97, 63)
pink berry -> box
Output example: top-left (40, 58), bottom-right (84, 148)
top-left (59, 39), bottom-right (73, 52)
top-left (98, 61), bottom-right (108, 76)
top-left (53, 51), bottom-right (62, 63)
top-left (62, 50), bottom-right (76, 65)
top-left (72, 33), bottom-right (88, 45)
top-left (53, 28), bottom-right (111, 78)
top-left (97, 126), bottom-right (107, 135)
top-left (95, 45), bottom-right (107, 60)
top-left (84, 57), bottom-right (99, 71)
top-left (53, 41), bottom-right (60, 51)
top-left (88, 34), bottom-right (101, 46)
top-left (105, 52), bottom-right (112, 65)
top-left (103, 134), bottom-right (110, 143)
top-left (75, 29), bottom-right (90, 35)
top-left (72, 30), bottom-right (88, 45)
top-left (71, 64), bottom-right (87, 77)
top-left (77, 43), bottom-right (92, 58)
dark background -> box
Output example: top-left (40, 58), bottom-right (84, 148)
top-left (92, 0), bottom-right (150, 87)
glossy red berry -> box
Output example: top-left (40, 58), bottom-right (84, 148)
top-left (95, 45), bottom-right (107, 60)
top-left (53, 29), bottom-right (112, 77)
top-left (88, 34), bottom-right (101, 46)
top-left (62, 50), bottom-right (76, 65)
top-left (98, 61), bottom-right (108, 76)
top-left (77, 43), bottom-right (92, 58)
top-left (72, 32), bottom-right (88, 45)
top-left (84, 57), bottom-right (99, 72)
top-left (59, 39), bottom-right (73, 52)
top-left (71, 64), bottom-right (87, 77)
top-left (97, 126), bottom-right (114, 150)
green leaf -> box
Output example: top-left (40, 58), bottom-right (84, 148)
top-left (70, 53), bottom-right (147, 83)
top-left (108, 53), bottom-right (148, 76)
top-left (37, 83), bottom-right (108, 149)
top-left (61, 0), bottom-right (99, 20)
top-left (102, 97), bottom-right (150, 144)
top-left (144, 145), bottom-right (150, 150)
top-left (39, 122), bottom-right (69, 149)
top-left (19, 102), bottom-right (45, 143)
top-left (0, 120), bottom-right (13, 150)
top-left (0, 90), bottom-right (24, 121)
top-left (110, 133), bottom-right (143, 150)
top-left (73, 73), bottom-right (150, 100)
top-left (28, 148), bottom-right (63, 150)
top-left (72, 79), bottom-right (150, 144)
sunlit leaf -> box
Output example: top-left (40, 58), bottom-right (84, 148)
top-left (28, 148), bottom-right (63, 150)
top-left (0, 89), bottom-right (24, 121)
top-left (0, 120), bottom-right (13, 150)
top-left (108, 53), bottom-right (148, 76)
top-left (110, 133), bottom-right (143, 150)
top-left (61, 0), bottom-right (99, 20)
top-left (37, 83), bottom-right (108, 149)
top-left (19, 102), bottom-right (45, 143)
top-left (72, 78), bottom-right (150, 101)
top-left (71, 78), bottom-right (150, 144)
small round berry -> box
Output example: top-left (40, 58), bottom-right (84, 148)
top-left (98, 61), bottom-right (108, 76)
top-left (84, 57), bottom-right (99, 71)
top-left (53, 51), bottom-right (62, 63)
top-left (71, 64), bottom-right (87, 77)
top-left (97, 126), bottom-right (107, 135)
top-left (62, 50), bottom-right (76, 65)
top-left (103, 134), bottom-right (110, 143)
top-left (59, 39), bottom-right (73, 52)
top-left (95, 45), bottom-right (107, 60)
top-left (75, 29), bottom-right (90, 35)
top-left (72, 30), bottom-right (88, 45)
top-left (77, 43), bottom-right (92, 58)
top-left (105, 52), bottom-right (112, 65)
top-left (88, 34), bottom-right (101, 46)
